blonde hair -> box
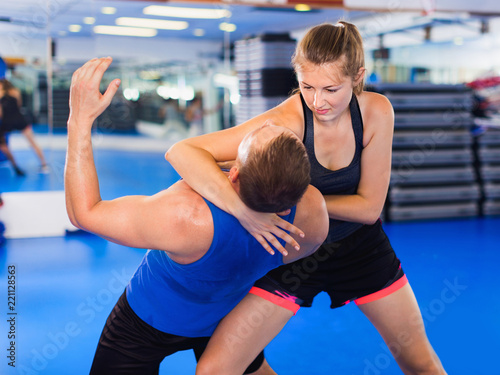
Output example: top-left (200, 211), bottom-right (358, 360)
top-left (292, 21), bottom-right (365, 95)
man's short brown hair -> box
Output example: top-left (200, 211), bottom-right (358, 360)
top-left (238, 133), bottom-right (310, 213)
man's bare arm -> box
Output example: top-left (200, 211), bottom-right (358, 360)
top-left (65, 57), bottom-right (212, 257)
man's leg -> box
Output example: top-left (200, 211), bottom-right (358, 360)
top-left (90, 291), bottom-right (205, 375)
top-left (90, 338), bottom-right (162, 375)
top-left (89, 292), bottom-right (164, 375)
top-left (196, 294), bottom-right (293, 375)
top-left (357, 283), bottom-right (446, 375)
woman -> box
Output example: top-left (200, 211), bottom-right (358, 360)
top-left (167, 22), bottom-right (446, 374)
top-left (0, 79), bottom-right (48, 174)
top-left (0, 122), bottom-right (24, 176)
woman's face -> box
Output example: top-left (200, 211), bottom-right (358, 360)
top-left (296, 61), bottom-right (355, 124)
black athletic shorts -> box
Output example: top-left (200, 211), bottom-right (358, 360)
top-left (250, 220), bottom-right (407, 310)
top-left (90, 291), bottom-right (264, 375)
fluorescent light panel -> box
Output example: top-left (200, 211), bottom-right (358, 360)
top-left (93, 25), bottom-right (157, 37)
top-left (116, 17), bottom-right (188, 30)
top-left (294, 4), bottom-right (311, 11)
top-left (101, 7), bottom-right (117, 15)
top-left (143, 5), bottom-right (231, 19)
top-left (219, 22), bottom-right (236, 32)
top-left (193, 28), bottom-right (205, 37)
top-left (83, 17), bottom-right (96, 25)
top-left (69, 24), bottom-right (81, 32)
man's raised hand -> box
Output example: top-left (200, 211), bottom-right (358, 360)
top-left (68, 57), bottom-right (121, 128)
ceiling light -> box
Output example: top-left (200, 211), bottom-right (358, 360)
top-left (230, 93), bottom-right (240, 105)
top-left (214, 73), bottom-right (238, 87)
top-left (157, 85), bottom-right (170, 99)
top-left (93, 25), bottom-right (157, 37)
top-left (69, 25), bottom-right (81, 32)
top-left (143, 5), bottom-right (231, 19)
top-left (294, 4), bottom-right (311, 11)
top-left (101, 7), bottom-right (117, 15)
top-left (168, 87), bottom-right (180, 99)
top-left (219, 22), bottom-right (236, 32)
top-left (139, 70), bottom-right (162, 80)
top-left (116, 17), bottom-right (188, 30)
top-left (193, 28), bottom-right (205, 37)
top-left (83, 17), bottom-right (96, 25)
top-left (123, 88), bottom-right (140, 101)
top-left (181, 86), bottom-right (195, 101)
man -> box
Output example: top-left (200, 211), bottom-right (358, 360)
top-left (65, 57), bottom-right (329, 374)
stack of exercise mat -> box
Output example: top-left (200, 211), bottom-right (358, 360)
top-left (368, 83), bottom-right (481, 221)
top-left (469, 77), bottom-right (500, 216)
top-left (476, 126), bottom-right (500, 215)
top-left (234, 33), bottom-right (297, 124)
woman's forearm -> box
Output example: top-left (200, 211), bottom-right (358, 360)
top-left (165, 142), bottom-right (244, 216)
top-left (324, 194), bottom-right (383, 225)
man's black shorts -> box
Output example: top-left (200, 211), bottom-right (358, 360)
top-left (89, 291), bottom-right (264, 374)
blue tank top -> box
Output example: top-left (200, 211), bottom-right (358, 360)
top-left (301, 94), bottom-right (364, 242)
top-left (126, 199), bottom-right (296, 337)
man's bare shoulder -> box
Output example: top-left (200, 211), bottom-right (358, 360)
top-left (161, 180), bottom-right (211, 224)
top-left (150, 180), bottom-right (213, 262)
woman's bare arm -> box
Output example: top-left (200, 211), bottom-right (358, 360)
top-left (166, 97), bottom-right (307, 255)
top-left (324, 92), bottom-right (395, 224)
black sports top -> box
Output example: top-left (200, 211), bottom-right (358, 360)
top-left (0, 95), bottom-right (28, 132)
top-left (301, 93), bottom-right (364, 242)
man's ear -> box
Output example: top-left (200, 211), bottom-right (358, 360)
top-left (228, 166), bottom-right (240, 183)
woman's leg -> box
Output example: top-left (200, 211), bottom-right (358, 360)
top-left (357, 283), bottom-right (446, 375)
top-left (0, 143), bottom-right (24, 175)
top-left (196, 294), bottom-right (294, 375)
top-left (21, 125), bottom-right (47, 167)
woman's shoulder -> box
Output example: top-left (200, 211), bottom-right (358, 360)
top-left (276, 92), bottom-right (302, 114)
top-left (357, 91), bottom-right (393, 113)
top-left (8, 88), bottom-right (21, 98)
top-left (357, 91), bottom-right (394, 125)
top-left (356, 91), bottom-right (394, 145)
top-left (266, 93), bottom-right (304, 136)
